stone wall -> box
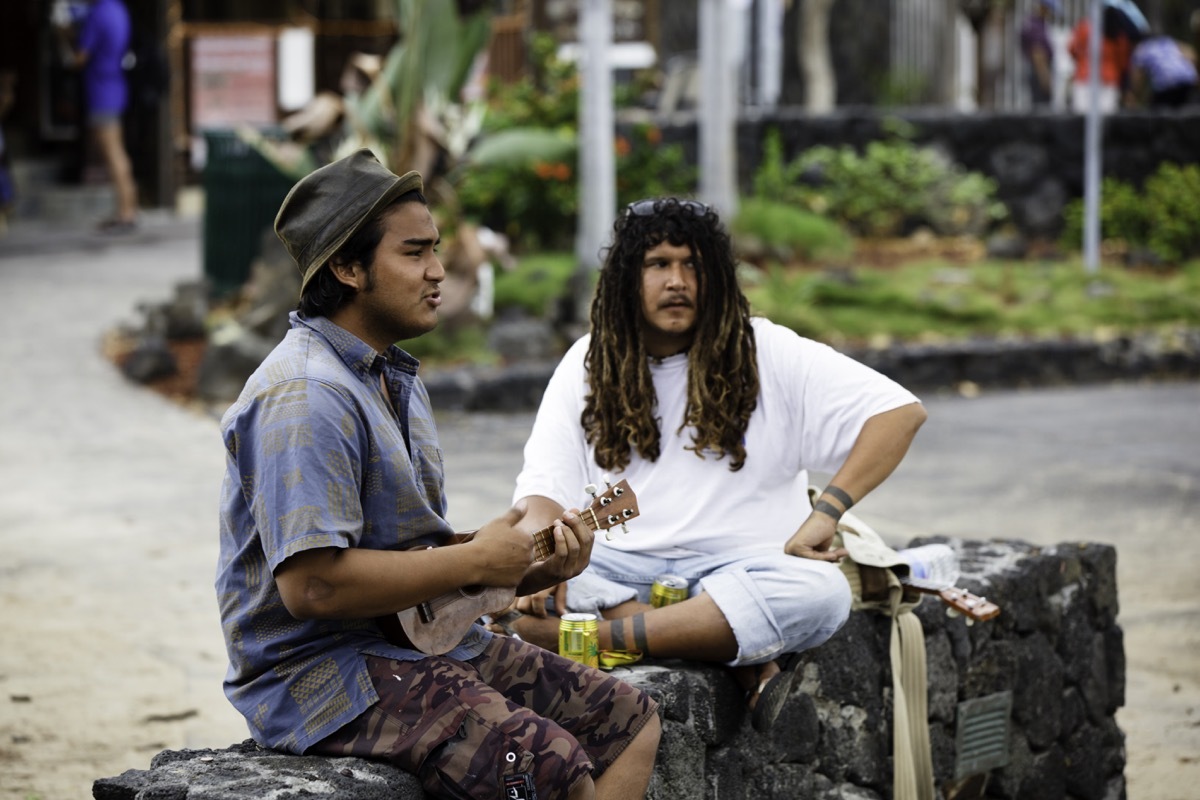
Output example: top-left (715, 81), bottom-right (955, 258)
top-left (93, 538), bottom-right (1125, 800)
top-left (642, 109), bottom-right (1200, 239)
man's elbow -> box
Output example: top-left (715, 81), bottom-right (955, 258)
top-left (275, 553), bottom-right (342, 620)
top-left (908, 402), bottom-right (929, 432)
top-left (277, 576), bottom-right (338, 620)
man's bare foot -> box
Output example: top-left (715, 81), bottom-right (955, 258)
top-left (483, 611), bottom-right (561, 651)
top-left (508, 613), bottom-right (560, 650)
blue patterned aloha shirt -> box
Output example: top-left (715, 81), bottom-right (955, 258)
top-left (216, 312), bottom-right (490, 753)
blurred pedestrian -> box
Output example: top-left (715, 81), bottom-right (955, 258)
top-left (1128, 34), bottom-right (1198, 108)
top-left (1068, 5), bottom-right (1135, 113)
top-left (56, 0), bottom-right (138, 232)
top-left (1020, 0), bottom-right (1060, 107)
top-left (0, 70), bottom-right (15, 232)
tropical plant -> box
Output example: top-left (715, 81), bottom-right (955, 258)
top-left (246, 0), bottom-right (492, 191)
top-left (454, 33), bottom-right (695, 251)
top-left (336, 0), bottom-right (491, 184)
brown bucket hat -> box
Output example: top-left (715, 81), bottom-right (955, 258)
top-left (274, 148), bottom-right (424, 294)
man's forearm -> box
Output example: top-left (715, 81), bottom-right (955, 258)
top-left (275, 545), bottom-right (489, 620)
top-left (816, 402), bottom-right (927, 516)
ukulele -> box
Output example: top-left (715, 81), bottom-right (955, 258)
top-left (389, 480), bottom-right (641, 655)
top-left (901, 576), bottom-right (1001, 624)
top-left (858, 566), bottom-right (1001, 624)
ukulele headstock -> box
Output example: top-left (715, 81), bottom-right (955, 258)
top-left (938, 586), bottom-right (1001, 624)
top-left (583, 479), bottom-right (640, 541)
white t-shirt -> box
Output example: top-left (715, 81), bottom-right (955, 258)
top-left (513, 317), bottom-right (920, 558)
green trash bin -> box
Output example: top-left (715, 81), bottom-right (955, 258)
top-left (201, 128), bottom-right (297, 298)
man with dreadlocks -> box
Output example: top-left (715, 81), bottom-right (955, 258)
top-left (503, 197), bottom-right (927, 734)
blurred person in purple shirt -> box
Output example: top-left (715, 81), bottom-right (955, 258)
top-left (1129, 35), bottom-right (1198, 108)
top-left (56, 0), bottom-right (138, 231)
top-left (1020, 0), bottom-right (1059, 107)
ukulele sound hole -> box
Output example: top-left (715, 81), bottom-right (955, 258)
top-left (461, 584), bottom-right (485, 597)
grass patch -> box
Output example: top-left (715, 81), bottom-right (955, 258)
top-left (410, 252), bottom-right (1200, 369)
top-left (742, 257), bottom-right (1200, 346)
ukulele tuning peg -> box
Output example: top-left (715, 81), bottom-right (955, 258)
top-left (584, 483), bottom-right (598, 498)
top-left (620, 522), bottom-right (630, 535)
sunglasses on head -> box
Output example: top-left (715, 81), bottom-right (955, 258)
top-left (623, 198), bottom-right (710, 218)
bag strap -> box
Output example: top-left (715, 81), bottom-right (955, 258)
top-left (888, 585), bottom-right (934, 800)
top-left (813, 486), bottom-right (933, 800)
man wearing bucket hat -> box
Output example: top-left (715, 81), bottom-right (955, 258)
top-left (503, 197), bottom-right (927, 734)
top-left (216, 149), bottom-right (660, 800)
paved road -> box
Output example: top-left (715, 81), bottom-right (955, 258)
top-left (0, 220), bottom-right (1196, 799)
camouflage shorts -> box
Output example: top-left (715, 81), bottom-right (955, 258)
top-left (308, 635), bottom-right (658, 800)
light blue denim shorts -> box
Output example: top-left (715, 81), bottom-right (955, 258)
top-left (563, 545), bottom-right (852, 667)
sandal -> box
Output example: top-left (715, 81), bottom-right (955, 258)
top-left (750, 652), bottom-right (801, 733)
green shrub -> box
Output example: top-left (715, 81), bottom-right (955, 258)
top-left (751, 128), bottom-right (809, 206)
top-left (732, 197), bottom-right (853, 262)
top-left (1145, 163), bottom-right (1200, 263)
top-left (479, 33), bottom-right (579, 132)
top-left (750, 127), bottom-right (1006, 238)
top-left (615, 123), bottom-right (696, 209)
top-left (455, 140), bottom-right (579, 251)
top-left (1060, 177), bottom-right (1150, 251)
top-left (1061, 162), bottom-right (1200, 263)
top-left (405, 322), bottom-right (494, 368)
top-left (493, 251), bottom-right (577, 316)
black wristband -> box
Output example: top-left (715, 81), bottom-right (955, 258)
top-left (822, 484), bottom-right (855, 510)
top-left (813, 500), bottom-right (844, 521)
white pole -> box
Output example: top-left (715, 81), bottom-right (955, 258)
top-left (756, 0), bottom-right (783, 108)
top-left (1083, 0), bottom-right (1102, 275)
top-left (699, 0), bottom-right (739, 218)
top-left (576, 0), bottom-right (615, 272)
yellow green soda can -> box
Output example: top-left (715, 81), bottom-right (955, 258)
top-left (558, 612), bottom-right (600, 668)
top-left (650, 574), bottom-right (689, 608)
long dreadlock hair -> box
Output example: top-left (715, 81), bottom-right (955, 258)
top-left (582, 198), bottom-right (759, 472)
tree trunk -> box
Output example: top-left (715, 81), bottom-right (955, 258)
top-left (800, 0), bottom-right (837, 112)
top-left (939, 0), bottom-right (959, 106)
